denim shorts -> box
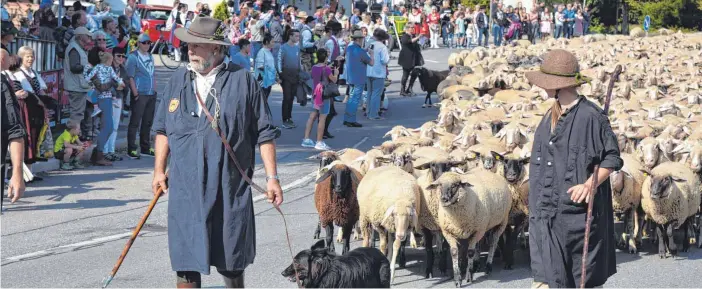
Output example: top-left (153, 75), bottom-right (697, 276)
top-left (456, 33), bottom-right (465, 37)
top-left (314, 98), bottom-right (331, 115)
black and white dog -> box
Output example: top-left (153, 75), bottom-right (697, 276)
top-left (409, 66), bottom-right (450, 107)
top-left (281, 240), bottom-right (391, 288)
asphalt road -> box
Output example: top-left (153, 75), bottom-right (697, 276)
top-left (3, 47), bottom-right (702, 288)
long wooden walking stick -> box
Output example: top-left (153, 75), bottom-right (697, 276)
top-left (102, 184), bottom-right (165, 288)
top-left (580, 64), bottom-right (622, 288)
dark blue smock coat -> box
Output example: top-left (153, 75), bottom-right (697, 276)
top-left (528, 97), bottom-right (623, 288)
top-left (152, 62), bottom-right (280, 274)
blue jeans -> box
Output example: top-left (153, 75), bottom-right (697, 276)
top-left (478, 27), bottom-right (488, 46)
top-left (344, 84), bottom-right (364, 123)
top-left (97, 97), bottom-right (114, 153)
top-left (567, 22), bottom-right (575, 38)
top-left (492, 24), bottom-right (503, 46)
top-left (103, 98), bottom-right (122, 153)
top-left (555, 24), bottom-right (563, 38)
top-left (366, 77), bottom-right (384, 119)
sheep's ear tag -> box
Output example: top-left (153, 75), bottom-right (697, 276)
top-left (495, 155), bottom-right (501, 160)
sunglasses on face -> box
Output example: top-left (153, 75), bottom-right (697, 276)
top-left (140, 41), bottom-right (152, 45)
top-left (97, 38), bottom-right (106, 42)
top-left (115, 54), bottom-right (126, 58)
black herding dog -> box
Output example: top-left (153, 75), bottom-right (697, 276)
top-left (282, 240), bottom-right (391, 288)
top-left (409, 66), bottom-right (449, 107)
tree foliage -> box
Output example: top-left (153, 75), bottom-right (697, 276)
top-left (459, 0), bottom-right (490, 11)
top-left (213, 0), bottom-right (230, 22)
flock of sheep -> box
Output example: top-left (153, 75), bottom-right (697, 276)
top-left (308, 30), bottom-right (702, 287)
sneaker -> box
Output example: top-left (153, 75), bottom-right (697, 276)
top-left (60, 163), bottom-right (74, 170)
top-left (91, 107), bottom-right (102, 117)
top-left (71, 160), bottom-right (86, 169)
top-left (128, 150), bottom-right (141, 159)
top-left (315, 141), bottom-right (332, 151)
top-left (141, 148), bottom-right (155, 157)
top-left (301, 139), bottom-right (315, 148)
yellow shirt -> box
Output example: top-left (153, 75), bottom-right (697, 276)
top-left (54, 130), bottom-right (79, 152)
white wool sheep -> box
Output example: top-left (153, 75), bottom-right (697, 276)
top-left (425, 170), bottom-right (511, 287)
top-left (637, 137), bottom-right (673, 169)
top-left (357, 166), bottom-right (421, 283)
top-left (609, 153), bottom-right (647, 254)
top-left (640, 162), bottom-right (702, 257)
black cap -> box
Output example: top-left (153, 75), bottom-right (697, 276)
top-left (1, 21), bottom-right (18, 35)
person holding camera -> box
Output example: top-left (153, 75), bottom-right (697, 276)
top-left (365, 29), bottom-right (390, 120)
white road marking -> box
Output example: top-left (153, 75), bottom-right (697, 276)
top-left (2, 232), bottom-right (143, 264)
top-left (424, 59), bottom-right (439, 63)
top-left (252, 136), bottom-right (370, 203)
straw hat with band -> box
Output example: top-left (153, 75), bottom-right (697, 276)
top-left (174, 16), bottom-right (231, 46)
top-left (525, 49), bottom-right (590, 91)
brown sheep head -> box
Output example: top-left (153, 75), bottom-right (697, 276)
top-left (316, 164), bottom-right (360, 197)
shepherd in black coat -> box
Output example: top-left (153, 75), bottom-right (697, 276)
top-left (398, 25), bottom-right (424, 96)
top-left (409, 66), bottom-right (449, 107)
top-left (282, 240), bottom-right (391, 288)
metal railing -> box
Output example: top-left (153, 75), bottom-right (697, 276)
top-left (7, 37), bottom-right (61, 73)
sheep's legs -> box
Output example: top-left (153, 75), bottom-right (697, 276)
top-left (438, 234), bottom-right (449, 276)
top-left (422, 228), bottom-right (435, 278)
top-left (354, 223), bottom-right (362, 240)
top-left (378, 228), bottom-right (389, 255)
top-left (486, 223), bottom-right (508, 276)
top-left (667, 224), bottom-right (677, 256)
top-left (313, 218), bottom-right (321, 239)
top-left (341, 224), bottom-right (353, 255)
top-left (502, 216), bottom-right (525, 270)
top-left (336, 227), bottom-right (344, 243)
top-left (324, 224), bottom-right (336, 253)
top-left (466, 231), bottom-right (485, 284)
top-left (444, 234), bottom-right (462, 288)
top-left (425, 92), bottom-right (432, 106)
top-left (361, 221), bottom-right (372, 247)
top-left (457, 239), bottom-right (469, 281)
top-left (656, 224), bottom-right (667, 258)
top-left (389, 234), bottom-right (402, 284)
top-left (627, 208), bottom-right (639, 254)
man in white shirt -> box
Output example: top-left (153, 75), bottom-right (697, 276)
top-left (365, 29), bottom-right (389, 120)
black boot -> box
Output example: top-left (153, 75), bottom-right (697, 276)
top-left (223, 273), bottom-right (244, 288)
top-left (324, 103), bottom-right (336, 139)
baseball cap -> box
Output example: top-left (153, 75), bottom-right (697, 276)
top-left (73, 26), bottom-right (93, 37)
top-left (137, 33), bottom-right (151, 43)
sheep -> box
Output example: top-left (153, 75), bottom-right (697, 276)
top-left (467, 142), bottom-right (508, 173)
top-left (425, 170), bottom-right (511, 287)
top-left (609, 153), bottom-right (647, 254)
top-left (409, 66), bottom-right (450, 107)
top-left (384, 126), bottom-right (413, 141)
top-left (640, 162), bottom-right (701, 258)
top-left (494, 121), bottom-right (530, 152)
top-left (357, 166), bottom-right (421, 283)
top-left (313, 161), bottom-right (362, 254)
top-left (491, 151), bottom-right (530, 270)
top-left (637, 137), bottom-right (673, 169)
top-left (374, 141), bottom-right (397, 155)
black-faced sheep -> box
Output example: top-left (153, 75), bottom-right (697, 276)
top-left (409, 66), bottom-right (450, 107)
top-left (357, 166), bottom-right (421, 284)
top-left (640, 162), bottom-right (701, 258)
top-left (314, 161), bottom-right (362, 254)
top-left (426, 171), bottom-right (511, 287)
top-left (491, 151), bottom-right (529, 270)
top-left (281, 240), bottom-right (391, 288)
top-left (609, 153), bottom-right (646, 254)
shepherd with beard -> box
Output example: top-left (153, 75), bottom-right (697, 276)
top-left (151, 16), bottom-right (283, 288)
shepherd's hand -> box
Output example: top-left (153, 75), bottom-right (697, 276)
top-left (266, 179), bottom-right (284, 207)
top-left (7, 175), bottom-right (25, 203)
top-left (567, 182), bottom-right (593, 204)
top-left (152, 173), bottom-right (168, 196)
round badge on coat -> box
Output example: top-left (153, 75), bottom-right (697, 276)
top-left (169, 99), bottom-right (180, 113)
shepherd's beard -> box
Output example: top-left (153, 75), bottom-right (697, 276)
top-left (190, 53), bottom-right (216, 73)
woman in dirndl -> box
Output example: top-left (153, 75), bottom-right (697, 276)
top-left (13, 46), bottom-right (50, 181)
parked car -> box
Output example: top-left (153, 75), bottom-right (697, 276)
top-left (137, 4), bottom-right (181, 48)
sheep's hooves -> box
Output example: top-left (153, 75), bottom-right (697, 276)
top-left (454, 280), bottom-right (462, 288)
top-left (628, 247), bottom-right (637, 254)
top-left (503, 263), bottom-right (513, 270)
top-left (485, 263), bottom-right (493, 275)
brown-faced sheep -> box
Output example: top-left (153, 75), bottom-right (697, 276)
top-left (491, 151), bottom-right (530, 270)
top-left (426, 171), bottom-right (512, 287)
top-left (640, 162), bottom-right (701, 258)
top-left (609, 153), bottom-right (646, 254)
top-left (357, 166), bottom-right (421, 284)
top-left (314, 161), bottom-right (362, 254)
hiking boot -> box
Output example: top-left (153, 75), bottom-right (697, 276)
top-left (60, 163), bottom-right (74, 170)
top-left (141, 148), bottom-right (155, 157)
top-left (314, 141), bottom-right (332, 151)
top-left (281, 119), bottom-right (296, 129)
top-left (301, 139), bottom-right (315, 148)
top-left (343, 121), bottom-right (363, 128)
top-left (128, 150), bottom-right (141, 159)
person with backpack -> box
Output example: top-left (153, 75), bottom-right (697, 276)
top-left (474, 5), bottom-right (488, 47)
top-left (301, 48), bottom-right (337, 150)
top-left (297, 12), bottom-right (316, 72)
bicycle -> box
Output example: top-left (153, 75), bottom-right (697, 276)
top-left (150, 24), bottom-right (187, 70)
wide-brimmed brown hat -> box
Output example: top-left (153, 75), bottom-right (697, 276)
top-left (525, 49), bottom-right (591, 90)
top-left (174, 16), bottom-right (231, 46)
